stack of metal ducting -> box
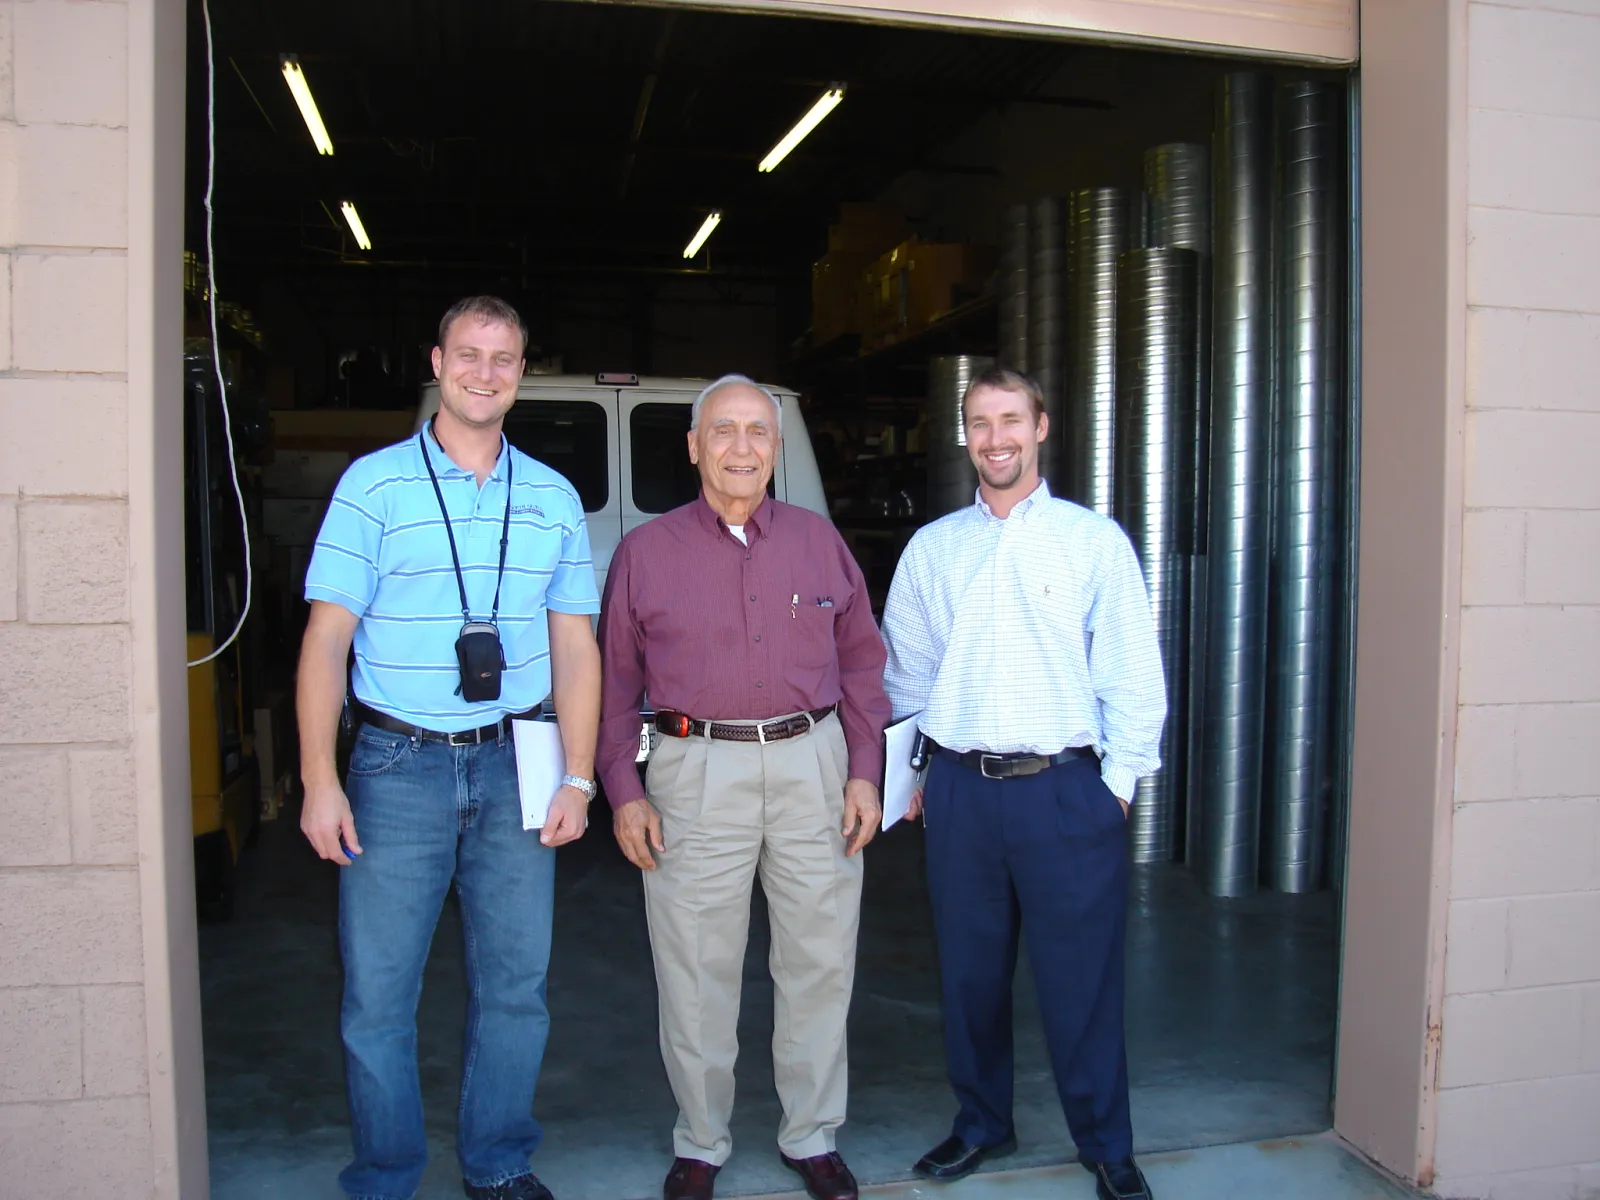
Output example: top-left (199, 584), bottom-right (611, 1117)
top-left (1028, 199), bottom-right (1065, 484)
top-left (1115, 247), bottom-right (1199, 865)
top-left (1197, 72), bottom-right (1275, 899)
top-left (1144, 142), bottom-right (1212, 867)
top-left (1064, 187), bottom-right (1131, 516)
top-left (997, 204), bottom-right (1031, 374)
top-left (1264, 82), bottom-right (1345, 894)
top-left (926, 355), bottom-right (993, 519)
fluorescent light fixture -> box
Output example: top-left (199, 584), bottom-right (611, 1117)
top-left (340, 201), bottom-right (372, 250)
top-left (758, 85), bottom-right (845, 173)
top-left (280, 55), bottom-right (334, 156)
top-left (683, 211), bottom-right (722, 259)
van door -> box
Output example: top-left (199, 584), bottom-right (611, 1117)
top-left (501, 388), bottom-right (622, 593)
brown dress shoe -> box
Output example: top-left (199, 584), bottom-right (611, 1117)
top-left (663, 1158), bottom-right (719, 1200)
top-left (780, 1151), bottom-right (859, 1200)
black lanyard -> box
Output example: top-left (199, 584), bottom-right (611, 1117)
top-left (419, 420), bottom-right (512, 626)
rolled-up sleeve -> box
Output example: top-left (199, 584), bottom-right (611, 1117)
top-left (597, 536), bottom-right (649, 808)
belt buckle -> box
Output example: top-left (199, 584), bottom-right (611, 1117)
top-left (979, 753), bottom-right (1007, 780)
top-left (448, 727), bottom-right (480, 747)
top-left (756, 720), bottom-right (772, 746)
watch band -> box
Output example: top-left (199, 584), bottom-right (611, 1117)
top-left (562, 774), bottom-right (598, 802)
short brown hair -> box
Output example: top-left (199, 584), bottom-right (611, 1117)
top-left (437, 295), bottom-right (529, 354)
top-left (963, 366), bottom-right (1045, 420)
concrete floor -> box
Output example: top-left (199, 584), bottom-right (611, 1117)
top-left (202, 807), bottom-right (1340, 1200)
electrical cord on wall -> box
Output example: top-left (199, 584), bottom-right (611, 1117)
top-left (189, 0), bottom-right (254, 669)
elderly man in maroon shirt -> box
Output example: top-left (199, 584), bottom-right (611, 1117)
top-left (597, 375), bottom-right (891, 1200)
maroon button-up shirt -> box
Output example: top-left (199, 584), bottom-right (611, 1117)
top-left (597, 494), bottom-right (891, 809)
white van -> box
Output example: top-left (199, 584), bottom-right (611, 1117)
top-left (417, 374), bottom-right (829, 594)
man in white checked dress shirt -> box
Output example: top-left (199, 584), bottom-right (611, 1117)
top-left (881, 367), bottom-right (1165, 1200)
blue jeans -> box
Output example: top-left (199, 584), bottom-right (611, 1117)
top-left (338, 723), bottom-right (554, 1200)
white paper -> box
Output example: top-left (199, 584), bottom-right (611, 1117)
top-left (882, 712), bottom-right (926, 832)
top-left (511, 718), bottom-right (566, 832)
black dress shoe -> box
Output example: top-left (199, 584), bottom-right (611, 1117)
top-left (663, 1158), bottom-right (719, 1200)
top-left (1081, 1157), bottom-right (1151, 1200)
top-left (780, 1151), bottom-right (859, 1200)
top-left (912, 1133), bottom-right (1019, 1182)
top-left (463, 1174), bottom-right (555, 1200)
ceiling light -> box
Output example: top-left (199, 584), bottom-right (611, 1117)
top-left (340, 201), bottom-right (372, 251)
top-left (280, 55), bottom-right (334, 156)
top-left (683, 211), bottom-right (722, 259)
top-left (758, 86), bottom-right (845, 173)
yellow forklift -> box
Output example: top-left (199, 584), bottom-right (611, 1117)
top-left (186, 348), bottom-right (260, 920)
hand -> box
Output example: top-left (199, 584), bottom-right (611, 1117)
top-left (613, 797), bottom-right (665, 870)
top-left (301, 779), bottom-right (362, 866)
top-left (841, 778), bottom-right (882, 856)
top-left (541, 785), bottom-right (589, 848)
top-left (906, 787), bottom-right (924, 822)
top-left (1118, 796), bottom-right (1130, 819)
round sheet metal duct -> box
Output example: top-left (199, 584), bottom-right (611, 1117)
top-left (926, 355), bottom-right (993, 519)
top-left (1116, 247), bottom-right (1198, 864)
top-left (1198, 73), bottom-right (1274, 898)
top-left (1028, 198), bottom-right (1065, 485)
top-left (1145, 142), bottom-right (1212, 866)
top-left (1265, 82), bottom-right (1345, 894)
top-left (1064, 187), bottom-right (1130, 516)
top-left (998, 203), bottom-right (1031, 374)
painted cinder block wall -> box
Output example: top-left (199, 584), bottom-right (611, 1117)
top-left (1435, 2), bottom-right (1600, 1197)
top-left (0, 0), bottom-right (162, 1192)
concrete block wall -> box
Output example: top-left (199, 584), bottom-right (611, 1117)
top-left (1437, 3), bottom-right (1600, 1197)
top-left (0, 0), bottom-right (157, 1192)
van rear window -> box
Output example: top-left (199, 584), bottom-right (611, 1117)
top-left (630, 404), bottom-right (699, 513)
top-left (630, 402), bottom-right (778, 513)
top-left (504, 400), bottom-right (609, 512)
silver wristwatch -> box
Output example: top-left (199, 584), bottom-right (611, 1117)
top-left (562, 774), bottom-right (598, 802)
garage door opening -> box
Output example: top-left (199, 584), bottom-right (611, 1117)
top-left (181, 3), bottom-right (1356, 1196)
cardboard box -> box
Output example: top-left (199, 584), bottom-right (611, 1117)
top-left (812, 252), bottom-right (876, 346)
top-left (827, 203), bottom-right (909, 257)
top-left (262, 450), bottom-right (349, 499)
top-left (863, 241), bottom-right (916, 349)
top-left (906, 243), bottom-right (996, 328)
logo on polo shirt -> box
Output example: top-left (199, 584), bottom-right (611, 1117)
top-left (510, 504), bottom-right (545, 518)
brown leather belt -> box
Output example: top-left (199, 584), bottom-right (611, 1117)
top-left (656, 705), bottom-right (837, 745)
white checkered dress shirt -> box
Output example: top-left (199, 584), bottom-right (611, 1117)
top-left (881, 480), bottom-right (1166, 802)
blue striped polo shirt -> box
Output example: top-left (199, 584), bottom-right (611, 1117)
top-left (305, 424), bottom-right (600, 731)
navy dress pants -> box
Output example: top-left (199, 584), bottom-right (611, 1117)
top-left (923, 752), bottom-right (1133, 1163)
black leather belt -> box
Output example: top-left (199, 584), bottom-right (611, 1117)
top-left (656, 705), bottom-right (836, 744)
top-left (939, 745), bottom-right (1097, 780)
top-left (353, 703), bottom-right (530, 746)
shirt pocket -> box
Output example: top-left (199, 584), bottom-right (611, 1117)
top-left (789, 601), bottom-right (837, 672)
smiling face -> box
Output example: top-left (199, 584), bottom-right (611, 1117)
top-left (964, 382), bottom-right (1048, 498)
top-left (688, 383), bottom-right (781, 520)
top-left (430, 315), bottom-right (525, 432)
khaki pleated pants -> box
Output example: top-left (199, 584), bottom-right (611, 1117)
top-left (642, 712), bottom-right (864, 1166)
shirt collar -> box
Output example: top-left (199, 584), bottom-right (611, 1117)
top-left (421, 420), bottom-right (510, 483)
top-left (694, 491), bottom-right (772, 540)
top-left (975, 478), bottom-right (1051, 522)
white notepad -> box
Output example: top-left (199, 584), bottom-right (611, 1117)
top-left (882, 712), bottom-right (926, 832)
top-left (511, 718), bottom-right (566, 832)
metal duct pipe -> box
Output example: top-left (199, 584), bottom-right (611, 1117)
top-left (998, 203), bottom-right (1031, 374)
top-left (1064, 187), bottom-right (1131, 516)
top-left (926, 354), bottom-right (993, 519)
top-left (1198, 73), bottom-right (1275, 898)
top-left (1265, 82), bottom-right (1345, 893)
top-left (1116, 247), bottom-right (1198, 864)
top-left (1028, 198), bottom-right (1065, 484)
top-left (1144, 142), bottom-right (1212, 867)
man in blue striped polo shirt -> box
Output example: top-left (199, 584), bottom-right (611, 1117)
top-left (297, 295), bottom-right (602, 1200)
